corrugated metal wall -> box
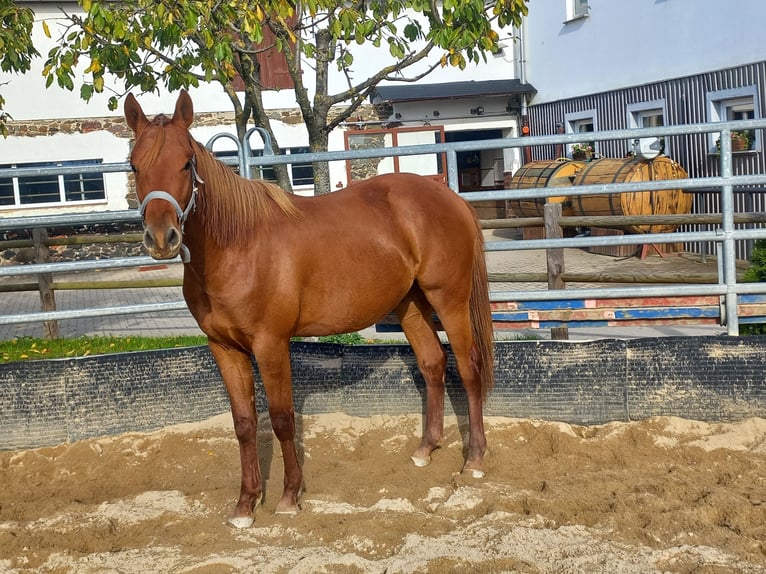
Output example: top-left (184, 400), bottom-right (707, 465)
top-left (527, 61), bottom-right (766, 259)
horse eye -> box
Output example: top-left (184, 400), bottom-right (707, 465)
top-left (183, 160), bottom-right (192, 171)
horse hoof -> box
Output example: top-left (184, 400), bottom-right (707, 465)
top-left (275, 502), bottom-right (300, 515)
top-left (228, 515), bottom-right (254, 528)
top-left (463, 467), bottom-right (485, 479)
top-left (411, 454), bottom-right (431, 467)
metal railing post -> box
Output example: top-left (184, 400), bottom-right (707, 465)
top-left (718, 128), bottom-right (740, 335)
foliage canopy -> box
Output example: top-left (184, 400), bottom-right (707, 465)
top-left (0, 0), bottom-right (40, 136)
top-left (42, 0), bottom-right (529, 192)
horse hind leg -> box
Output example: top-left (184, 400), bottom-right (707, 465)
top-left (422, 295), bottom-right (488, 478)
top-left (395, 289), bottom-right (447, 468)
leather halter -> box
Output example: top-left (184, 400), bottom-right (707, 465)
top-left (139, 155), bottom-right (204, 263)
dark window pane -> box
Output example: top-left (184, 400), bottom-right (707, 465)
top-left (18, 175), bottom-right (60, 204)
top-left (64, 172), bottom-right (106, 201)
top-left (253, 150), bottom-right (276, 182)
top-left (0, 178), bottom-right (14, 206)
top-left (63, 159), bottom-right (105, 201)
top-left (212, 149), bottom-right (241, 175)
top-left (289, 147), bottom-right (313, 186)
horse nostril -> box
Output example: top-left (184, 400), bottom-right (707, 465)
top-left (166, 227), bottom-right (181, 249)
top-left (143, 229), bottom-right (155, 250)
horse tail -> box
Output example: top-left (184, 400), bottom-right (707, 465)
top-left (469, 212), bottom-right (495, 399)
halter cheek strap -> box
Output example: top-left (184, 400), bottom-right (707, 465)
top-left (138, 155), bottom-right (205, 263)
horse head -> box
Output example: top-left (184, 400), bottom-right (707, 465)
top-left (124, 90), bottom-right (201, 261)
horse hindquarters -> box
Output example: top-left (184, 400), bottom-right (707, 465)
top-left (397, 204), bottom-right (493, 476)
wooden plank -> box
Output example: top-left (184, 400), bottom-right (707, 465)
top-left (592, 296), bottom-right (720, 308)
top-left (492, 306), bottom-right (722, 323)
top-left (379, 298), bottom-right (766, 333)
top-left (33, 227), bottom-right (58, 339)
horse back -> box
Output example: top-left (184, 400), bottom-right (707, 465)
top-left (295, 173), bottom-right (477, 242)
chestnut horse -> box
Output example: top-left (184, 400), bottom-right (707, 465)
top-left (125, 90), bottom-right (494, 528)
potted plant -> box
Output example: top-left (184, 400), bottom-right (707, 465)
top-left (716, 131), bottom-right (752, 153)
top-left (571, 143), bottom-right (593, 160)
top-left (731, 130), bottom-right (751, 151)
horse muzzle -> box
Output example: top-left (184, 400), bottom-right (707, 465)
top-left (143, 224), bottom-right (183, 260)
top-left (139, 189), bottom-right (196, 262)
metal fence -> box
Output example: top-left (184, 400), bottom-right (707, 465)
top-left (2, 119), bottom-right (766, 336)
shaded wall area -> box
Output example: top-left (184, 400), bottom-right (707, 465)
top-left (2, 338), bottom-right (765, 449)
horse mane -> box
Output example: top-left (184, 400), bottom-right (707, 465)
top-left (191, 140), bottom-right (302, 246)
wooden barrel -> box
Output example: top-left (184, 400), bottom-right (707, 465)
top-left (570, 157), bottom-right (691, 233)
top-left (506, 160), bottom-right (584, 218)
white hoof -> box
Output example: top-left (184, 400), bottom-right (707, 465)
top-left (466, 468), bottom-right (485, 479)
top-left (411, 455), bottom-right (431, 467)
top-left (228, 516), bottom-right (254, 529)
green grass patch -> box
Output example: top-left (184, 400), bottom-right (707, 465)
top-left (0, 332), bottom-right (403, 363)
top-left (0, 335), bottom-right (208, 363)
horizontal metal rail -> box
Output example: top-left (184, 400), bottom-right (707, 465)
top-left (2, 119), bottom-right (766, 335)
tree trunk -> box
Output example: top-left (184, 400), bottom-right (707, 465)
top-left (308, 124), bottom-right (332, 195)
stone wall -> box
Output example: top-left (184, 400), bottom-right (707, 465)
top-left (5, 105), bottom-right (378, 139)
top-left (1, 222), bottom-right (145, 266)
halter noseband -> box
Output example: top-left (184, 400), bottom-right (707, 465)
top-left (139, 155), bottom-right (205, 263)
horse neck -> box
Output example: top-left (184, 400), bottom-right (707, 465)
top-left (191, 145), bottom-right (298, 247)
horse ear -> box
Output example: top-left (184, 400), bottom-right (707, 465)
top-left (172, 89), bottom-right (194, 129)
top-left (124, 93), bottom-right (149, 134)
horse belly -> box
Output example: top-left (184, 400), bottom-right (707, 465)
top-left (294, 258), bottom-right (412, 337)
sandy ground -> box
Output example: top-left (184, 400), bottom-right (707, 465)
top-left (0, 413), bottom-right (765, 573)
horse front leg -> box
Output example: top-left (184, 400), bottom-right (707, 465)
top-left (253, 337), bottom-right (303, 514)
top-left (208, 341), bottom-right (263, 528)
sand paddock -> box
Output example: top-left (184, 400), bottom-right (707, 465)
top-left (0, 413), bottom-right (764, 573)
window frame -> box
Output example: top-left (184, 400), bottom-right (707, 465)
top-left (627, 99), bottom-right (668, 156)
top-left (343, 125), bottom-right (447, 184)
top-left (565, 109), bottom-right (597, 157)
top-left (706, 85), bottom-right (760, 153)
top-left (214, 147), bottom-right (314, 190)
top-left (566, 0), bottom-right (589, 21)
top-left (0, 159), bottom-right (106, 210)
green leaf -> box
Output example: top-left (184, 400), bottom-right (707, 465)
top-left (80, 83), bottom-right (93, 100)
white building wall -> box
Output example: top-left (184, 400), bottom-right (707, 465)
top-left (524, 0), bottom-right (766, 104)
top-left (1, 131), bottom-right (130, 215)
top-left (8, 2), bottom-right (518, 121)
top-left (2, 2), bottom-right (520, 213)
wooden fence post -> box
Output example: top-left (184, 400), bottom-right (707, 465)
top-left (33, 227), bottom-right (59, 339)
top-left (544, 203), bottom-right (568, 340)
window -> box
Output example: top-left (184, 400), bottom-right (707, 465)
top-left (627, 100), bottom-right (668, 156)
top-left (287, 147), bottom-right (314, 187)
top-left (565, 110), bottom-right (597, 157)
top-left (344, 126), bottom-right (447, 184)
top-left (707, 86), bottom-right (759, 152)
top-left (0, 159), bottom-right (106, 209)
top-left (214, 148), bottom-right (314, 188)
top-left (567, 0), bottom-right (589, 20)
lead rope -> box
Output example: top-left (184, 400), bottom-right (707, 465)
top-left (139, 155), bottom-right (205, 263)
